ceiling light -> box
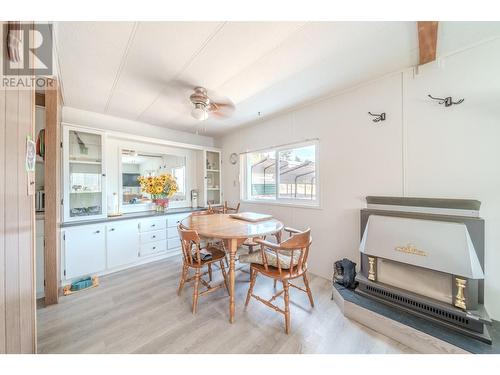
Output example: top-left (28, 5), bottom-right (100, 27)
top-left (191, 103), bottom-right (208, 121)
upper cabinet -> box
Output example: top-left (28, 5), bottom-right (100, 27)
top-left (61, 123), bottom-right (222, 221)
top-left (201, 150), bottom-right (222, 207)
top-left (63, 125), bottom-right (107, 222)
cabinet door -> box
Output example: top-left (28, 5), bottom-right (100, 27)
top-left (205, 150), bottom-right (221, 206)
top-left (64, 225), bottom-right (106, 279)
top-left (107, 221), bottom-right (140, 269)
top-left (63, 126), bottom-right (107, 222)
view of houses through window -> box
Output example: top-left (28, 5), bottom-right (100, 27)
top-left (244, 142), bottom-right (318, 204)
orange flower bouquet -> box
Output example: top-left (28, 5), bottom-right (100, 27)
top-left (137, 174), bottom-right (178, 211)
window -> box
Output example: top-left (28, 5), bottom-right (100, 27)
top-left (248, 151), bottom-right (276, 199)
top-left (121, 150), bottom-right (187, 206)
top-left (241, 141), bottom-right (319, 206)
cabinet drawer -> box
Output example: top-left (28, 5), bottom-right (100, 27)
top-left (167, 227), bottom-right (179, 239)
top-left (139, 217), bottom-right (166, 232)
top-left (167, 238), bottom-right (181, 250)
top-left (167, 213), bottom-right (190, 228)
top-left (140, 240), bottom-right (166, 257)
top-left (140, 229), bottom-right (166, 244)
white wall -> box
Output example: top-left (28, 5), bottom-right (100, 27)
top-left (62, 106), bottom-right (214, 148)
top-left (216, 39), bottom-right (500, 319)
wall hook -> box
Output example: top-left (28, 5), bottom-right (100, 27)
top-left (368, 112), bottom-right (386, 123)
top-left (428, 94), bottom-right (464, 107)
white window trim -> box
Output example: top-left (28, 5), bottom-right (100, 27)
top-left (240, 140), bottom-right (320, 208)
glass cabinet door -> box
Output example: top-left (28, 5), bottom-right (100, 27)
top-left (64, 128), bottom-right (106, 221)
top-left (205, 151), bottom-right (221, 206)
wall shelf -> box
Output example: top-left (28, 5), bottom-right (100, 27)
top-left (68, 160), bottom-right (102, 165)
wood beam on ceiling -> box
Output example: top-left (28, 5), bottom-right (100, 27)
top-left (418, 21), bottom-right (439, 65)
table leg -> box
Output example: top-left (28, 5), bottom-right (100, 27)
top-left (229, 238), bottom-right (237, 323)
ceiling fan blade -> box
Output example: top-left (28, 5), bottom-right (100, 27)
top-left (209, 100), bottom-right (235, 118)
top-left (169, 79), bottom-right (196, 91)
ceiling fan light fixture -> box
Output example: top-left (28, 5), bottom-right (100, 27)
top-left (191, 103), bottom-right (208, 121)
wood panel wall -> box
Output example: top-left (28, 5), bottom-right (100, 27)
top-left (0, 21), bottom-right (36, 354)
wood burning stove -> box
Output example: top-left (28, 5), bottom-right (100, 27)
top-left (356, 197), bottom-right (492, 344)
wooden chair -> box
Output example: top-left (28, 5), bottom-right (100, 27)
top-left (188, 209), bottom-right (220, 280)
top-left (223, 201), bottom-right (240, 214)
top-left (244, 227), bottom-right (314, 334)
top-left (207, 201), bottom-right (240, 214)
top-left (190, 208), bottom-right (214, 216)
top-left (208, 202), bottom-right (224, 214)
top-left (177, 225), bottom-right (229, 314)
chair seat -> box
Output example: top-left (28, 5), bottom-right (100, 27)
top-left (239, 248), bottom-right (300, 268)
top-left (190, 246), bottom-right (226, 268)
top-left (243, 239), bottom-right (259, 246)
top-left (250, 263), bottom-right (306, 280)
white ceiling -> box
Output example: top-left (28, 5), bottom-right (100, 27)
top-left (55, 21), bottom-right (500, 137)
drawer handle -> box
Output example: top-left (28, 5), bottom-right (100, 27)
top-left (153, 246), bottom-right (156, 250)
top-left (152, 235), bottom-right (156, 238)
top-left (151, 224), bottom-right (156, 227)
top-left (110, 228), bottom-right (115, 231)
top-left (95, 230), bottom-right (100, 234)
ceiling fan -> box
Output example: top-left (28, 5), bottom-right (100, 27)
top-left (189, 86), bottom-right (235, 121)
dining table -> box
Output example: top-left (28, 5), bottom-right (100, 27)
top-left (180, 213), bottom-right (284, 323)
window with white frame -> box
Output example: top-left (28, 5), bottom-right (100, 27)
top-left (241, 141), bottom-right (319, 206)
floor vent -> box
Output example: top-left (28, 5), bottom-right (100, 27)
top-left (364, 284), bottom-right (473, 329)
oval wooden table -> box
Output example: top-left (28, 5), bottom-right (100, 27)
top-left (180, 214), bottom-right (284, 323)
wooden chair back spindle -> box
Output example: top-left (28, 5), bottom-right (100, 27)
top-left (178, 226), bottom-right (202, 266)
top-left (223, 201), bottom-right (241, 214)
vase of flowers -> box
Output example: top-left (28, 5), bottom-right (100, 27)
top-left (137, 174), bottom-right (178, 212)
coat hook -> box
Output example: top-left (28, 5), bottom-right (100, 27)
top-left (368, 112), bottom-right (386, 123)
top-left (428, 94), bottom-right (464, 107)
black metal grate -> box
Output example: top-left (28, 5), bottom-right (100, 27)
top-left (365, 284), bottom-right (471, 327)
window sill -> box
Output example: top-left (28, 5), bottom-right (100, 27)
top-left (240, 199), bottom-right (322, 210)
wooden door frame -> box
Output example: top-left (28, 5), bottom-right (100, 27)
top-left (43, 78), bottom-right (61, 305)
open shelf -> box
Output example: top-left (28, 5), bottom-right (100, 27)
top-left (69, 159), bottom-right (102, 165)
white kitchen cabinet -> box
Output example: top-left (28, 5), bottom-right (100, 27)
top-left (165, 212), bottom-right (190, 256)
top-left (63, 224), bottom-right (106, 279)
top-left (63, 125), bottom-right (107, 222)
top-left (61, 212), bottom-right (197, 282)
top-left (197, 150), bottom-right (222, 208)
top-left (107, 220), bottom-right (140, 269)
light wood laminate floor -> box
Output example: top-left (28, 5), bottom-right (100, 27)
top-left (37, 257), bottom-right (415, 354)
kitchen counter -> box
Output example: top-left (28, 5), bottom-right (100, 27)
top-left (60, 207), bottom-right (206, 228)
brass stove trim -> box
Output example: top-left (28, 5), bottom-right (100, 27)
top-left (455, 277), bottom-right (467, 310)
top-left (394, 243), bottom-right (427, 257)
top-left (368, 256), bottom-right (377, 281)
